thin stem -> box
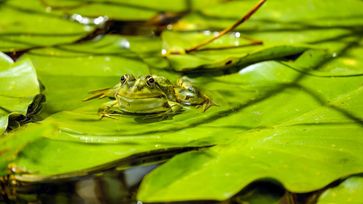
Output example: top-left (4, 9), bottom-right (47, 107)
top-left (185, 0), bottom-right (266, 53)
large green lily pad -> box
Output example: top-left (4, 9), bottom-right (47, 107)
top-left (136, 39), bottom-right (363, 201)
top-left (0, 35), bottom-right (199, 178)
top-left (0, 53), bottom-right (40, 134)
top-left (27, 35), bottom-right (151, 114)
top-left (0, 0), bottom-right (94, 52)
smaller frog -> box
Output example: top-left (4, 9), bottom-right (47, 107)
top-left (84, 74), bottom-right (212, 119)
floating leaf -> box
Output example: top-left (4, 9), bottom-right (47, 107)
top-left (0, 35), bottom-right (197, 178)
top-left (4, 123), bottom-right (206, 179)
top-left (163, 0), bottom-right (363, 72)
top-left (137, 39), bottom-right (363, 201)
top-left (173, 0), bottom-right (363, 47)
top-left (317, 176), bottom-right (363, 204)
top-left (0, 53), bottom-right (40, 134)
top-left (27, 35), bottom-right (151, 115)
top-left (163, 31), bottom-right (308, 72)
top-left (38, 0), bottom-right (223, 21)
top-left (0, 0), bottom-right (94, 52)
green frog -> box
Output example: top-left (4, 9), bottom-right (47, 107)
top-left (84, 74), bottom-right (212, 119)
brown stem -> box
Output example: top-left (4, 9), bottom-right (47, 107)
top-left (185, 0), bottom-right (266, 53)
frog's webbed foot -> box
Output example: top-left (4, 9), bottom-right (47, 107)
top-left (200, 96), bottom-right (215, 112)
top-left (161, 102), bottom-right (183, 119)
top-left (99, 113), bottom-right (119, 120)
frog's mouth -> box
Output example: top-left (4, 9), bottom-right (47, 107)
top-left (121, 89), bottom-right (165, 99)
top-left (122, 93), bottom-right (164, 99)
top-left (118, 95), bottom-right (169, 114)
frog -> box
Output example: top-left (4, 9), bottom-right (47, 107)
top-left (83, 74), bottom-right (212, 119)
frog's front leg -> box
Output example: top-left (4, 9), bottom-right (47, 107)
top-left (98, 100), bottom-right (120, 119)
top-left (160, 101), bottom-right (183, 119)
top-left (140, 101), bottom-right (182, 121)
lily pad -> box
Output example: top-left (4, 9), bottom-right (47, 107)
top-left (2, 123), bottom-right (206, 179)
top-left (317, 176), bottom-right (363, 204)
top-left (137, 38), bottom-right (363, 201)
top-left (0, 53), bottom-right (40, 134)
top-left (39, 0), bottom-right (223, 21)
top-left (173, 0), bottom-right (363, 46)
top-left (0, 35), bottom-right (195, 178)
top-left (27, 35), bottom-right (150, 115)
top-left (163, 0), bottom-right (363, 72)
top-left (0, 0), bottom-right (94, 52)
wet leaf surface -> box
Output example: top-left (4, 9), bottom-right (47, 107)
top-left (137, 44), bottom-right (363, 201)
top-left (40, 0), bottom-right (222, 20)
top-left (0, 0), bottom-right (94, 52)
top-left (0, 53), bottom-right (40, 134)
top-left (317, 176), bottom-right (363, 204)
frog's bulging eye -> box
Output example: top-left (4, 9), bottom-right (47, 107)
top-left (120, 75), bottom-right (126, 84)
top-left (146, 75), bottom-right (155, 87)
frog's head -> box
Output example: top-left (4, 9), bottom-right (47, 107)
top-left (116, 74), bottom-right (173, 99)
top-left (112, 74), bottom-right (178, 114)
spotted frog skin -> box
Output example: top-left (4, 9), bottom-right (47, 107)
top-left (84, 74), bottom-right (212, 119)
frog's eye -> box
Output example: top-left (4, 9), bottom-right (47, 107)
top-left (120, 75), bottom-right (127, 84)
top-left (146, 75), bottom-right (155, 87)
